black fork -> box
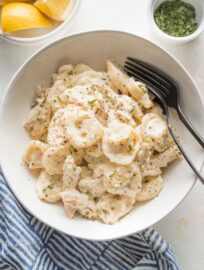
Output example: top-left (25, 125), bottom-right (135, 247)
top-left (124, 57), bottom-right (204, 148)
top-left (124, 58), bottom-right (204, 183)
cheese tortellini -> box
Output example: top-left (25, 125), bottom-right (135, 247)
top-left (140, 113), bottom-right (173, 152)
top-left (24, 60), bottom-right (181, 224)
top-left (102, 120), bottom-right (141, 165)
top-left (36, 171), bottom-right (63, 203)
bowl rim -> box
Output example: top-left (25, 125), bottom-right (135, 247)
top-left (0, 0), bottom-right (81, 44)
top-left (0, 30), bottom-right (203, 241)
top-left (148, 0), bottom-right (204, 42)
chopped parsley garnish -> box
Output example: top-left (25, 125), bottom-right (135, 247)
top-left (128, 144), bottom-right (133, 151)
top-left (87, 192), bottom-right (94, 200)
top-left (138, 84), bottom-right (147, 93)
top-left (96, 209), bottom-right (107, 217)
top-left (56, 96), bottom-right (62, 103)
top-left (109, 171), bottom-right (115, 179)
top-left (31, 101), bottom-right (38, 109)
top-left (42, 183), bottom-right (54, 193)
top-left (88, 99), bottom-right (96, 105)
top-left (48, 184), bottom-right (54, 189)
top-left (154, 0), bottom-right (197, 37)
top-left (36, 117), bottom-right (43, 123)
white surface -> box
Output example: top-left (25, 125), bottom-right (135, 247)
top-left (1, 31), bottom-right (204, 242)
top-left (0, 0), bottom-right (203, 268)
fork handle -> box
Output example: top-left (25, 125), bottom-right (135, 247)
top-left (164, 105), bottom-right (204, 184)
top-left (168, 125), bottom-right (204, 184)
top-left (176, 104), bottom-right (204, 148)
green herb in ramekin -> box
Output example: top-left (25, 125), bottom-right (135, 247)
top-left (154, 0), bottom-right (198, 37)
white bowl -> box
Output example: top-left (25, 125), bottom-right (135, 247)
top-left (0, 31), bottom-right (203, 241)
top-left (149, 0), bottom-right (204, 44)
top-left (0, 0), bottom-right (81, 46)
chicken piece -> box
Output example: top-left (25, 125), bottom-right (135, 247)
top-left (47, 80), bottom-right (68, 112)
top-left (96, 194), bottom-right (134, 224)
top-left (78, 177), bottom-right (105, 198)
top-left (42, 145), bottom-right (69, 175)
top-left (92, 162), bottom-right (141, 199)
top-left (61, 189), bottom-right (96, 219)
top-left (36, 171), bottom-right (62, 203)
top-left (60, 84), bottom-right (100, 111)
top-left (51, 64), bottom-right (73, 88)
top-left (136, 175), bottom-right (163, 202)
top-left (74, 63), bottom-right (93, 74)
top-left (70, 71), bottom-right (108, 87)
top-left (63, 155), bottom-right (81, 189)
top-left (23, 140), bottom-right (48, 169)
top-left (24, 98), bottom-right (52, 140)
top-left (151, 145), bottom-right (182, 168)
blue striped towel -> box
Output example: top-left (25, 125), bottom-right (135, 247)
top-left (0, 171), bottom-right (182, 270)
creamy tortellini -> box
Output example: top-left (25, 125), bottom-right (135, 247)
top-left (102, 120), bottom-right (141, 165)
top-left (24, 60), bottom-right (181, 224)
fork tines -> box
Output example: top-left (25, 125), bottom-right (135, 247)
top-left (124, 57), bottom-right (175, 97)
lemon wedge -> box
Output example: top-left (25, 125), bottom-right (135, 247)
top-left (0, 0), bottom-right (32, 5)
top-left (1, 3), bottom-right (53, 32)
top-left (34, 0), bottom-right (74, 22)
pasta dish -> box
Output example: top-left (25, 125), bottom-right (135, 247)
top-left (23, 60), bottom-right (181, 224)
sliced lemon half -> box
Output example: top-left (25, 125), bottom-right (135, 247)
top-left (1, 3), bottom-right (53, 32)
top-left (34, 0), bottom-right (74, 22)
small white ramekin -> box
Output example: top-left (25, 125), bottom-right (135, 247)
top-left (148, 0), bottom-right (204, 45)
top-left (0, 0), bottom-right (81, 46)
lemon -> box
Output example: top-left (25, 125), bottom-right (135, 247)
top-left (0, 0), bottom-right (31, 5)
top-left (34, 0), bottom-right (74, 22)
top-left (1, 3), bottom-right (53, 32)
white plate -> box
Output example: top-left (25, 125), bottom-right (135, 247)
top-left (0, 31), bottom-right (203, 241)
